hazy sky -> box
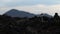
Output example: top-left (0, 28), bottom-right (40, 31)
top-left (0, 0), bottom-right (60, 15)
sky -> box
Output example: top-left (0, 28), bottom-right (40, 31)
top-left (0, 0), bottom-right (60, 15)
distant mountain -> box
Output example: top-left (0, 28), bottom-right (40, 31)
top-left (37, 13), bottom-right (52, 18)
top-left (3, 9), bottom-right (35, 18)
top-left (3, 9), bottom-right (52, 18)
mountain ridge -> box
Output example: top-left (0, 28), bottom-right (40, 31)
top-left (3, 9), bottom-right (52, 18)
top-left (3, 9), bottom-right (35, 18)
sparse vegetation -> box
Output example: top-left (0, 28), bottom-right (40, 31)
top-left (0, 13), bottom-right (60, 34)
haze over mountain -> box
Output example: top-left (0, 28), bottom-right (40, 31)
top-left (3, 9), bottom-right (35, 18)
top-left (3, 9), bottom-right (52, 18)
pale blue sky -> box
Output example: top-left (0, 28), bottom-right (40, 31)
top-left (0, 0), bottom-right (60, 15)
top-left (0, 0), bottom-right (60, 7)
